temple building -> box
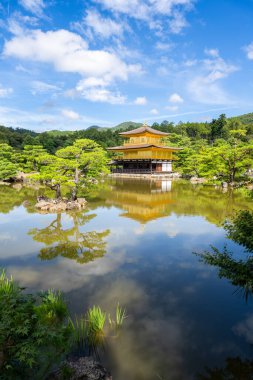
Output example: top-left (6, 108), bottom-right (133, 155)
top-left (108, 123), bottom-right (181, 174)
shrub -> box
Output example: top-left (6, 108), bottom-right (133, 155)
top-left (0, 270), bottom-right (72, 379)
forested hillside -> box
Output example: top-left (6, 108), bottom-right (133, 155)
top-left (231, 112), bottom-right (253, 125)
top-left (0, 113), bottom-right (253, 185)
top-left (1, 113), bottom-right (253, 153)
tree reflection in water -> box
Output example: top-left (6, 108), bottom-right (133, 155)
top-left (197, 356), bottom-right (253, 380)
top-left (196, 211), bottom-right (253, 379)
top-left (29, 212), bottom-right (110, 264)
top-left (196, 210), bottom-right (253, 302)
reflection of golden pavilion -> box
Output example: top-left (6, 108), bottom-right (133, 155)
top-left (106, 179), bottom-right (174, 223)
top-left (108, 124), bottom-right (181, 174)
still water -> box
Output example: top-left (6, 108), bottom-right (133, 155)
top-left (0, 178), bottom-right (253, 380)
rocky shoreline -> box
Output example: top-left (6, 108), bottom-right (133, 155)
top-left (35, 196), bottom-right (87, 213)
top-left (48, 357), bottom-right (112, 380)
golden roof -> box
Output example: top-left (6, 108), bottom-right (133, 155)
top-left (119, 124), bottom-right (169, 136)
top-left (107, 144), bottom-right (182, 151)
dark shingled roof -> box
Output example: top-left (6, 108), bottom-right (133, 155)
top-left (119, 125), bottom-right (169, 136)
top-left (107, 144), bottom-right (182, 151)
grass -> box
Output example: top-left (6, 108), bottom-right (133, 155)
top-left (69, 303), bottom-right (127, 356)
top-left (69, 315), bottom-right (87, 349)
top-left (0, 269), bottom-right (17, 296)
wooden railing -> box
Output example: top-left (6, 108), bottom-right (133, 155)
top-left (113, 152), bottom-right (173, 160)
top-left (111, 168), bottom-right (152, 174)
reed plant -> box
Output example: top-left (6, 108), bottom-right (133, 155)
top-left (70, 303), bottom-right (127, 356)
top-left (0, 269), bottom-right (17, 296)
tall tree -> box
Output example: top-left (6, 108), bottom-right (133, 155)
top-left (32, 154), bottom-right (74, 199)
top-left (210, 114), bottom-right (229, 142)
top-left (32, 139), bottom-right (108, 199)
top-left (0, 143), bottom-right (19, 180)
top-left (22, 145), bottom-right (47, 171)
top-left (56, 139), bottom-right (109, 200)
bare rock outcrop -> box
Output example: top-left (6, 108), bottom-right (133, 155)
top-left (35, 197), bottom-right (87, 213)
top-left (190, 177), bottom-right (207, 184)
top-left (49, 357), bottom-right (112, 380)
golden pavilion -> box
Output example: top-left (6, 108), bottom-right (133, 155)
top-left (108, 123), bottom-right (181, 173)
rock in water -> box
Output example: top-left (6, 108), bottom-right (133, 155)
top-left (35, 197), bottom-right (87, 213)
top-left (49, 357), bottom-right (112, 380)
top-left (68, 357), bottom-right (112, 380)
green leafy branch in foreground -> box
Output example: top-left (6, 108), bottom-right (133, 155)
top-left (0, 270), bottom-right (126, 379)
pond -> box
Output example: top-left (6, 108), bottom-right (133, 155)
top-left (0, 178), bottom-right (253, 380)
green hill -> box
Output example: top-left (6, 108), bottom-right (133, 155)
top-left (86, 125), bottom-right (102, 131)
top-left (46, 130), bottom-right (76, 136)
top-left (230, 112), bottom-right (253, 125)
top-left (110, 121), bottom-right (142, 132)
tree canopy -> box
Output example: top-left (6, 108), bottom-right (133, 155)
top-left (0, 113), bottom-right (252, 184)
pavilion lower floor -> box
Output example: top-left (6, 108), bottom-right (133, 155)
top-left (110, 159), bottom-right (173, 174)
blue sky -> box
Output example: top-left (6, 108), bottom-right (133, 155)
top-left (1, 0), bottom-right (253, 131)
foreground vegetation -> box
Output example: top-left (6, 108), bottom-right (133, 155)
top-left (0, 270), bottom-right (126, 379)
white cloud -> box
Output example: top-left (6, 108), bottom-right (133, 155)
top-left (3, 29), bottom-right (139, 81)
top-left (79, 88), bottom-right (126, 104)
top-left (0, 105), bottom-right (111, 131)
top-left (165, 105), bottom-right (178, 111)
top-left (169, 93), bottom-right (184, 103)
top-left (8, 12), bottom-right (39, 34)
top-left (188, 78), bottom-right (228, 105)
top-left (15, 64), bottom-right (30, 73)
top-left (69, 77), bottom-right (127, 104)
top-left (204, 48), bottom-right (219, 57)
top-left (169, 11), bottom-right (187, 34)
top-left (183, 59), bottom-right (197, 67)
top-left (96, 0), bottom-right (193, 17)
top-left (150, 108), bottom-right (159, 114)
top-left (244, 42), bottom-right (253, 60)
top-left (61, 109), bottom-right (80, 120)
top-left (156, 66), bottom-right (170, 76)
top-left (95, 0), bottom-right (150, 20)
top-left (187, 49), bottom-right (238, 105)
top-left (31, 80), bottom-right (61, 95)
top-left (0, 84), bottom-right (13, 97)
top-left (150, 0), bottom-right (193, 15)
top-left (134, 106), bottom-right (236, 122)
top-left (155, 41), bottom-right (174, 50)
top-left (77, 77), bottom-right (110, 88)
top-left (84, 10), bottom-right (125, 38)
top-left (95, 0), bottom-right (195, 33)
top-left (19, 0), bottom-right (46, 17)
top-left (4, 28), bottom-right (142, 104)
top-left (134, 96), bottom-right (147, 105)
